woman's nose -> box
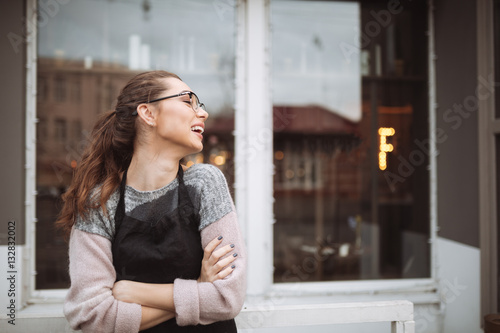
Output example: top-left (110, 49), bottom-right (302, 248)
top-left (197, 108), bottom-right (209, 120)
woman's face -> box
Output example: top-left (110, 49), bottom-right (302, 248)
top-left (150, 77), bottom-right (209, 156)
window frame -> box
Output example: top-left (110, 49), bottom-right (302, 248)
top-left (24, 0), bottom-right (439, 304)
top-left (235, 0), bottom-right (439, 301)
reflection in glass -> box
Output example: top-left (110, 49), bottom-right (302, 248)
top-left (272, 0), bottom-right (430, 282)
top-left (36, 0), bottom-right (236, 289)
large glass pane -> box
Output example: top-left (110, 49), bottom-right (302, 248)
top-left (272, 0), bottom-right (429, 282)
top-left (36, 0), bottom-right (236, 289)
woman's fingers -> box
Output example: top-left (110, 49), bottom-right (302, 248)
top-left (216, 265), bottom-right (236, 280)
top-left (208, 243), bottom-right (235, 265)
top-left (213, 251), bottom-right (238, 271)
top-left (199, 236), bottom-right (238, 282)
top-left (203, 236), bottom-right (223, 261)
top-left (204, 254), bottom-right (237, 282)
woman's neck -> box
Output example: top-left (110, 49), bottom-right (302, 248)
top-left (126, 148), bottom-right (181, 192)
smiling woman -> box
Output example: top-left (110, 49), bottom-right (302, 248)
top-left (56, 71), bottom-right (246, 332)
top-left (34, 0), bottom-right (237, 292)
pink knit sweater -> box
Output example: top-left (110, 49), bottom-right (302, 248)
top-left (64, 211), bottom-right (246, 333)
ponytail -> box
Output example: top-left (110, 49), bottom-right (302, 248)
top-left (56, 70), bottom-right (181, 239)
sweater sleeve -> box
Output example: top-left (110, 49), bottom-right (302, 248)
top-left (173, 210), bottom-right (247, 326)
top-left (64, 227), bottom-right (142, 333)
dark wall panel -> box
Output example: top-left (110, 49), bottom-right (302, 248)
top-left (435, 0), bottom-right (479, 248)
top-left (0, 2), bottom-right (26, 245)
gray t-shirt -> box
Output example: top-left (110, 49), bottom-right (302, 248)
top-left (74, 163), bottom-right (234, 241)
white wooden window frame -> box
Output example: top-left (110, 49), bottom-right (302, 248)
top-left (234, 0), bottom-right (439, 303)
top-left (24, 0), bottom-right (439, 305)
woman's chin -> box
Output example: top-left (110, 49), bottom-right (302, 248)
top-left (185, 143), bottom-right (203, 156)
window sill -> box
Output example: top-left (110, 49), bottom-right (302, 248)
top-left (1, 279), bottom-right (439, 332)
top-left (254, 278), bottom-right (440, 306)
top-left (1, 289), bottom-right (439, 333)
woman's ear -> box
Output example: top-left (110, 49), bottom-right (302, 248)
top-left (136, 103), bottom-right (155, 126)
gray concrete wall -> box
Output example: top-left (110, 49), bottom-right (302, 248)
top-left (0, 2), bottom-right (26, 245)
top-left (435, 0), bottom-right (479, 248)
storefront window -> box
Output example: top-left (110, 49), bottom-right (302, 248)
top-left (36, 0), bottom-right (236, 289)
top-left (272, 0), bottom-right (430, 282)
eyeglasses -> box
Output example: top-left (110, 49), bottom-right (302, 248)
top-left (133, 91), bottom-right (206, 115)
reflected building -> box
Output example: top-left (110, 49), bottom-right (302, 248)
top-left (36, 58), bottom-right (137, 288)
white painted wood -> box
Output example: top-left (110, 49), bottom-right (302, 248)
top-left (234, 0), bottom-right (249, 300)
top-left (235, 300), bottom-right (414, 330)
top-left (404, 320), bottom-right (415, 333)
top-left (437, 238), bottom-right (482, 333)
top-left (242, 0), bottom-right (274, 297)
top-left (2, 301), bottom-right (414, 332)
top-left (271, 278), bottom-right (437, 296)
top-left (391, 320), bottom-right (414, 333)
top-left (25, 0), bottom-right (38, 310)
top-left (391, 321), bottom-right (403, 333)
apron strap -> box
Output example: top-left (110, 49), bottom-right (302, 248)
top-left (114, 169), bottom-right (128, 231)
top-left (177, 164), bottom-right (193, 206)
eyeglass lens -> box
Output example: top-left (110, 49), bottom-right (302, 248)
top-left (190, 93), bottom-right (206, 112)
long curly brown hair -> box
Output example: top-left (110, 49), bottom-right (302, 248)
top-left (56, 70), bottom-right (181, 239)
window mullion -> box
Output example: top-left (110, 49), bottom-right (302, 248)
top-left (25, 0), bottom-right (38, 302)
top-left (241, 0), bottom-right (274, 297)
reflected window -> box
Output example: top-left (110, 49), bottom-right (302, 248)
top-left (272, 0), bottom-right (429, 282)
top-left (54, 77), bottom-right (66, 102)
top-left (54, 118), bottom-right (67, 143)
top-left (38, 77), bottom-right (48, 102)
top-left (36, 0), bottom-right (236, 289)
top-left (72, 120), bottom-right (82, 143)
top-left (37, 117), bottom-right (48, 142)
top-left (71, 80), bottom-right (81, 103)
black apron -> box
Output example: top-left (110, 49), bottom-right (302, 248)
top-left (112, 164), bottom-right (237, 332)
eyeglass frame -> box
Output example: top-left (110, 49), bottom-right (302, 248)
top-left (132, 91), bottom-right (206, 115)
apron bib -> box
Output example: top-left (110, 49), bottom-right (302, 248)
top-left (112, 164), bottom-right (237, 332)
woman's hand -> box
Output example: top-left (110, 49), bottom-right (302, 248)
top-left (198, 236), bottom-right (237, 283)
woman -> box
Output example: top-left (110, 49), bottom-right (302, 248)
top-left (57, 71), bottom-right (246, 332)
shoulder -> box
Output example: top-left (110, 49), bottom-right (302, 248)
top-left (184, 164), bottom-right (234, 230)
top-left (185, 163), bottom-right (227, 182)
top-left (184, 163), bottom-right (230, 192)
top-left (74, 185), bottom-right (120, 241)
